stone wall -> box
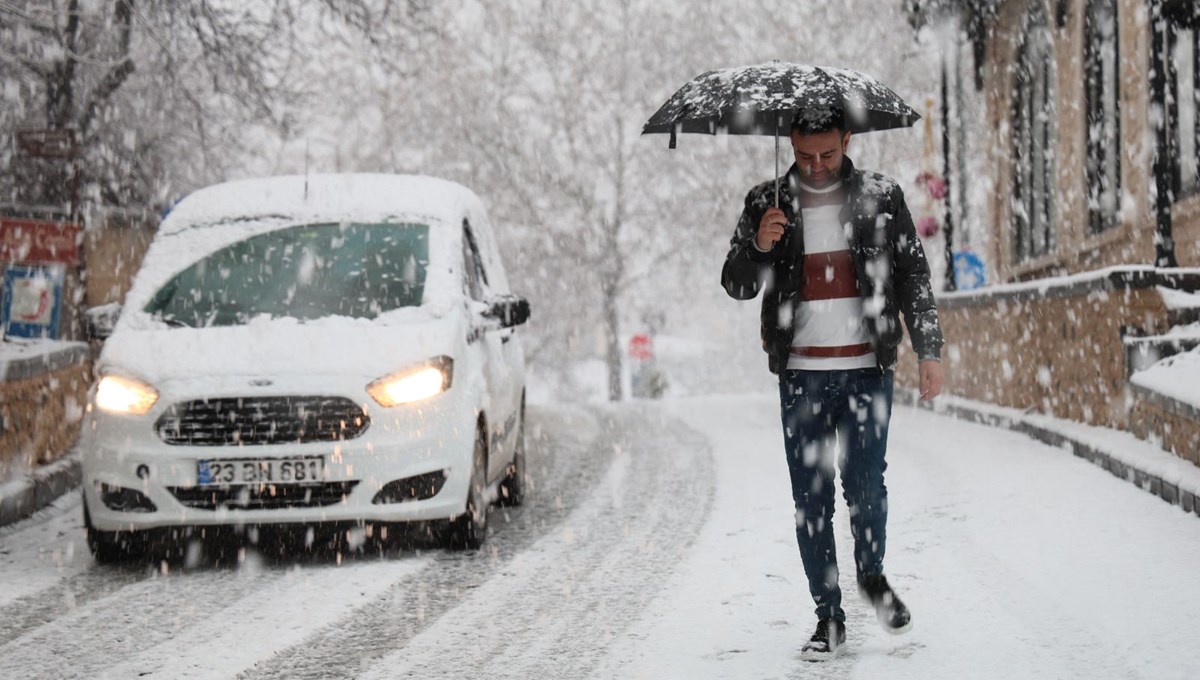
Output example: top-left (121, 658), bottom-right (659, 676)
top-left (83, 213), bottom-right (157, 308)
top-left (0, 345), bottom-right (90, 480)
top-left (1128, 386), bottom-right (1200, 466)
top-left (895, 268), bottom-right (1189, 431)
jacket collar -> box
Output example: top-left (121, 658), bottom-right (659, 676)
top-left (778, 157), bottom-right (868, 253)
top-left (782, 156), bottom-right (860, 203)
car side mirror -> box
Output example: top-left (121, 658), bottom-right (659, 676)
top-left (483, 295), bottom-right (530, 329)
top-left (85, 303), bottom-right (122, 341)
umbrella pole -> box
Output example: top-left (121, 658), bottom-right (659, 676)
top-left (774, 116), bottom-right (780, 208)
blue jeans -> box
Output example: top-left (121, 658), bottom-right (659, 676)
top-left (778, 368), bottom-right (894, 623)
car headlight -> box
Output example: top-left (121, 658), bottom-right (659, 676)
top-left (95, 375), bottom-right (159, 415)
top-left (367, 356), bottom-right (453, 407)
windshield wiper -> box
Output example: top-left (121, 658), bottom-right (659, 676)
top-left (157, 315), bottom-right (192, 328)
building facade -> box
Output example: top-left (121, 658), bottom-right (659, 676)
top-left (900, 0), bottom-right (1200, 469)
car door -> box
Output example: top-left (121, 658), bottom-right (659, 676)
top-left (462, 219), bottom-right (510, 482)
top-left (467, 211), bottom-right (524, 434)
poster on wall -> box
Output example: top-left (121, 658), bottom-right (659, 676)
top-left (953, 250), bottom-right (987, 291)
top-left (2, 264), bottom-right (66, 339)
top-left (0, 218), bottom-right (80, 265)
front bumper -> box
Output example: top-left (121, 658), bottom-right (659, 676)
top-left (81, 387), bottom-right (476, 533)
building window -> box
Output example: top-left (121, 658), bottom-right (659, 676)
top-left (1084, 0), bottom-right (1122, 232)
top-left (1012, 3), bottom-right (1057, 263)
top-left (1169, 25), bottom-right (1200, 198)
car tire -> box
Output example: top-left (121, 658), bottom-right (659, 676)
top-left (84, 498), bottom-right (143, 564)
top-left (497, 401), bottom-right (526, 508)
top-left (445, 427), bottom-right (489, 550)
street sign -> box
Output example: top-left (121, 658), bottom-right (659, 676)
top-left (629, 334), bottom-right (654, 361)
top-left (2, 264), bottom-right (66, 339)
top-left (0, 218), bottom-right (81, 265)
top-left (16, 128), bottom-right (77, 159)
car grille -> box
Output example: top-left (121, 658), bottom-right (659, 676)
top-left (168, 481), bottom-right (360, 510)
top-left (155, 396), bottom-right (370, 446)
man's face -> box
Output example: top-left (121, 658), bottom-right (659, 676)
top-left (790, 128), bottom-right (851, 187)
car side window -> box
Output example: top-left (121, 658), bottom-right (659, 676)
top-left (462, 220), bottom-right (489, 301)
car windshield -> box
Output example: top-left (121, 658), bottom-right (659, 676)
top-left (144, 222), bottom-right (429, 327)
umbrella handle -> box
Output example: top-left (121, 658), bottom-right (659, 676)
top-left (774, 117), bottom-right (780, 208)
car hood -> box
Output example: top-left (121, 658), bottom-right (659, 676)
top-left (99, 316), bottom-right (462, 387)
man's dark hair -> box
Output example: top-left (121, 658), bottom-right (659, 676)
top-left (790, 106), bottom-right (845, 136)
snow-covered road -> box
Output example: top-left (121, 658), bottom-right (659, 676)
top-left (2, 395), bottom-right (1198, 679)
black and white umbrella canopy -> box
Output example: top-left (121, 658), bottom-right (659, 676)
top-left (643, 62), bottom-right (920, 145)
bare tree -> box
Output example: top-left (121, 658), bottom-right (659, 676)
top-left (368, 0), bottom-right (715, 401)
top-left (0, 0), bottom-right (433, 212)
top-left (236, 0), bottom-right (935, 402)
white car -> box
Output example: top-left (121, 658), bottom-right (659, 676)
top-left (80, 174), bottom-right (529, 559)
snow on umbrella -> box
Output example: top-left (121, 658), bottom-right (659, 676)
top-left (642, 61), bottom-right (920, 205)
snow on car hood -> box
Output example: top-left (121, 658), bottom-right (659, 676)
top-left (99, 314), bottom-right (463, 386)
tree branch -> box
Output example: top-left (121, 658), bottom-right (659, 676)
top-left (63, 0), bottom-right (80, 76)
top-left (44, 0), bottom-right (82, 127)
top-left (78, 0), bottom-right (135, 134)
top-left (0, 2), bottom-right (59, 37)
top-left (0, 48), bottom-right (52, 78)
top-left (78, 59), bottom-right (133, 133)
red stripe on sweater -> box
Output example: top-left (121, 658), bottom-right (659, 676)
top-left (800, 250), bottom-right (860, 301)
top-left (789, 343), bottom-right (873, 358)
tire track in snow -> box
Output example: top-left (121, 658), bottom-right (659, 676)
top-left (0, 565), bottom-right (149, 647)
top-left (91, 559), bottom-right (426, 680)
top-left (235, 404), bottom-right (615, 679)
top-left (0, 492), bottom-right (116, 611)
top-left (0, 405), bottom-right (590, 680)
top-left (240, 404), bottom-right (715, 680)
top-left (355, 406), bottom-right (717, 680)
top-left (0, 565), bottom-right (295, 680)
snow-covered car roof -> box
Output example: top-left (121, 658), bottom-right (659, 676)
top-left (161, 173), bottom-right (483, 235)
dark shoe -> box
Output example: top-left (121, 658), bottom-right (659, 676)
top-left (800, 618), bottom-right (846, 661)
top-left (858, 574), bottom-right (912, 634)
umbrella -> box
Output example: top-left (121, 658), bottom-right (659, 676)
top-left (642, 62), bottom-right (920, 205)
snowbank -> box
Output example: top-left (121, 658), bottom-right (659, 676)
top-left (1131, 348), bottom-right (1200, 413)
top-left (0, 339), bottom-right (89, 381)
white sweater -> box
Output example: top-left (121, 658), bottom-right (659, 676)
top-left (785, 180), bottom-right (876, 371)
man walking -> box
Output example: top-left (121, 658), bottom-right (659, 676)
top-left (721, 107), bottom-right (944, 661)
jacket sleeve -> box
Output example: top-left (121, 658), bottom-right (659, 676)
top-left (890, 186), bottom-right (945, 361)
top-left (721, 190), bottom-right (775, 300)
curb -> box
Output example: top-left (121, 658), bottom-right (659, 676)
top-left (0, 341), bottom-right (90, 381)
top-left (895, 390), bottom-right (1200, 519)
top-left (0, 453), bottom-right (81, 527)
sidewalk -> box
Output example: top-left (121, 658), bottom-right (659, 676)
top-left (594, 394), bottom-right (1200, 679)
top-left (895, 389), bottom-right (1200, 518)
top-left (0, 452), bottom-right (80, 527)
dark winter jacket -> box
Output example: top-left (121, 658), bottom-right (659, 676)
top-left (722, 156), bottom-right (944, 374)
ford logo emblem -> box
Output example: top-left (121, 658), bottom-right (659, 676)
top-left (249, 379), bottom-right (274, 387)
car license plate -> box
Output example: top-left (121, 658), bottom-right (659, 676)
top-left (196, 456), bottom-right (327, 486)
